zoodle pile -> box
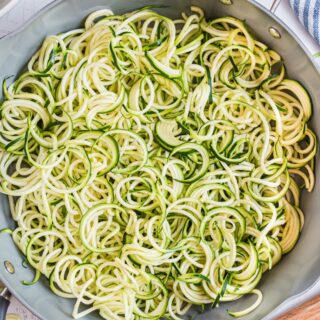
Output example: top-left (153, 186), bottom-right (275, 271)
top-left (0, 6), bottom-right (317, 320)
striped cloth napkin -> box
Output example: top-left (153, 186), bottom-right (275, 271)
top-left (290, 0), bottom-right (320, 44)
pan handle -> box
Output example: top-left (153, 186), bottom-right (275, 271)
top-left (270, 0), bottom-right (282, 14)
top-left (0, 286), bottom-right (10, 320)
top-left (0, 296), bottom-right (9, 320)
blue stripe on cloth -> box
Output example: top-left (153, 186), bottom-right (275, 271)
top-left (293, 0), bottom-right (301, 18)
top-left (289, 0), bottom-right (320, 44)
top-left (307, 0), bottom-right (315, 36)
top-left (291, 0), bottom-right (299, 17)
top-left (314, 0), bottom-right (320, 42)
top-left (303, 0), bottom-right (310, 33)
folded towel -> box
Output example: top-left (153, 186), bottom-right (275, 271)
top-left (290, 0), bottom-right (320, 44)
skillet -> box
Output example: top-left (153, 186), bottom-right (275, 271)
top-left (0, 0), bottom-right (319, 319)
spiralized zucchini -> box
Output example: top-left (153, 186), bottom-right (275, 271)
top-left (0, 6), bottom-right (316, 320)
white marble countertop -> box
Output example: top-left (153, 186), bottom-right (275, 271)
top-left (0, 0), bottom-right (319, 319)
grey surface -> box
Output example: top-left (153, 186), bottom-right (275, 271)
top-left (0, 0), bottom-right (319, 319)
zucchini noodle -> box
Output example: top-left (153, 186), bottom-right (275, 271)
top-left (0, 6), bottom-right (316, 319)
